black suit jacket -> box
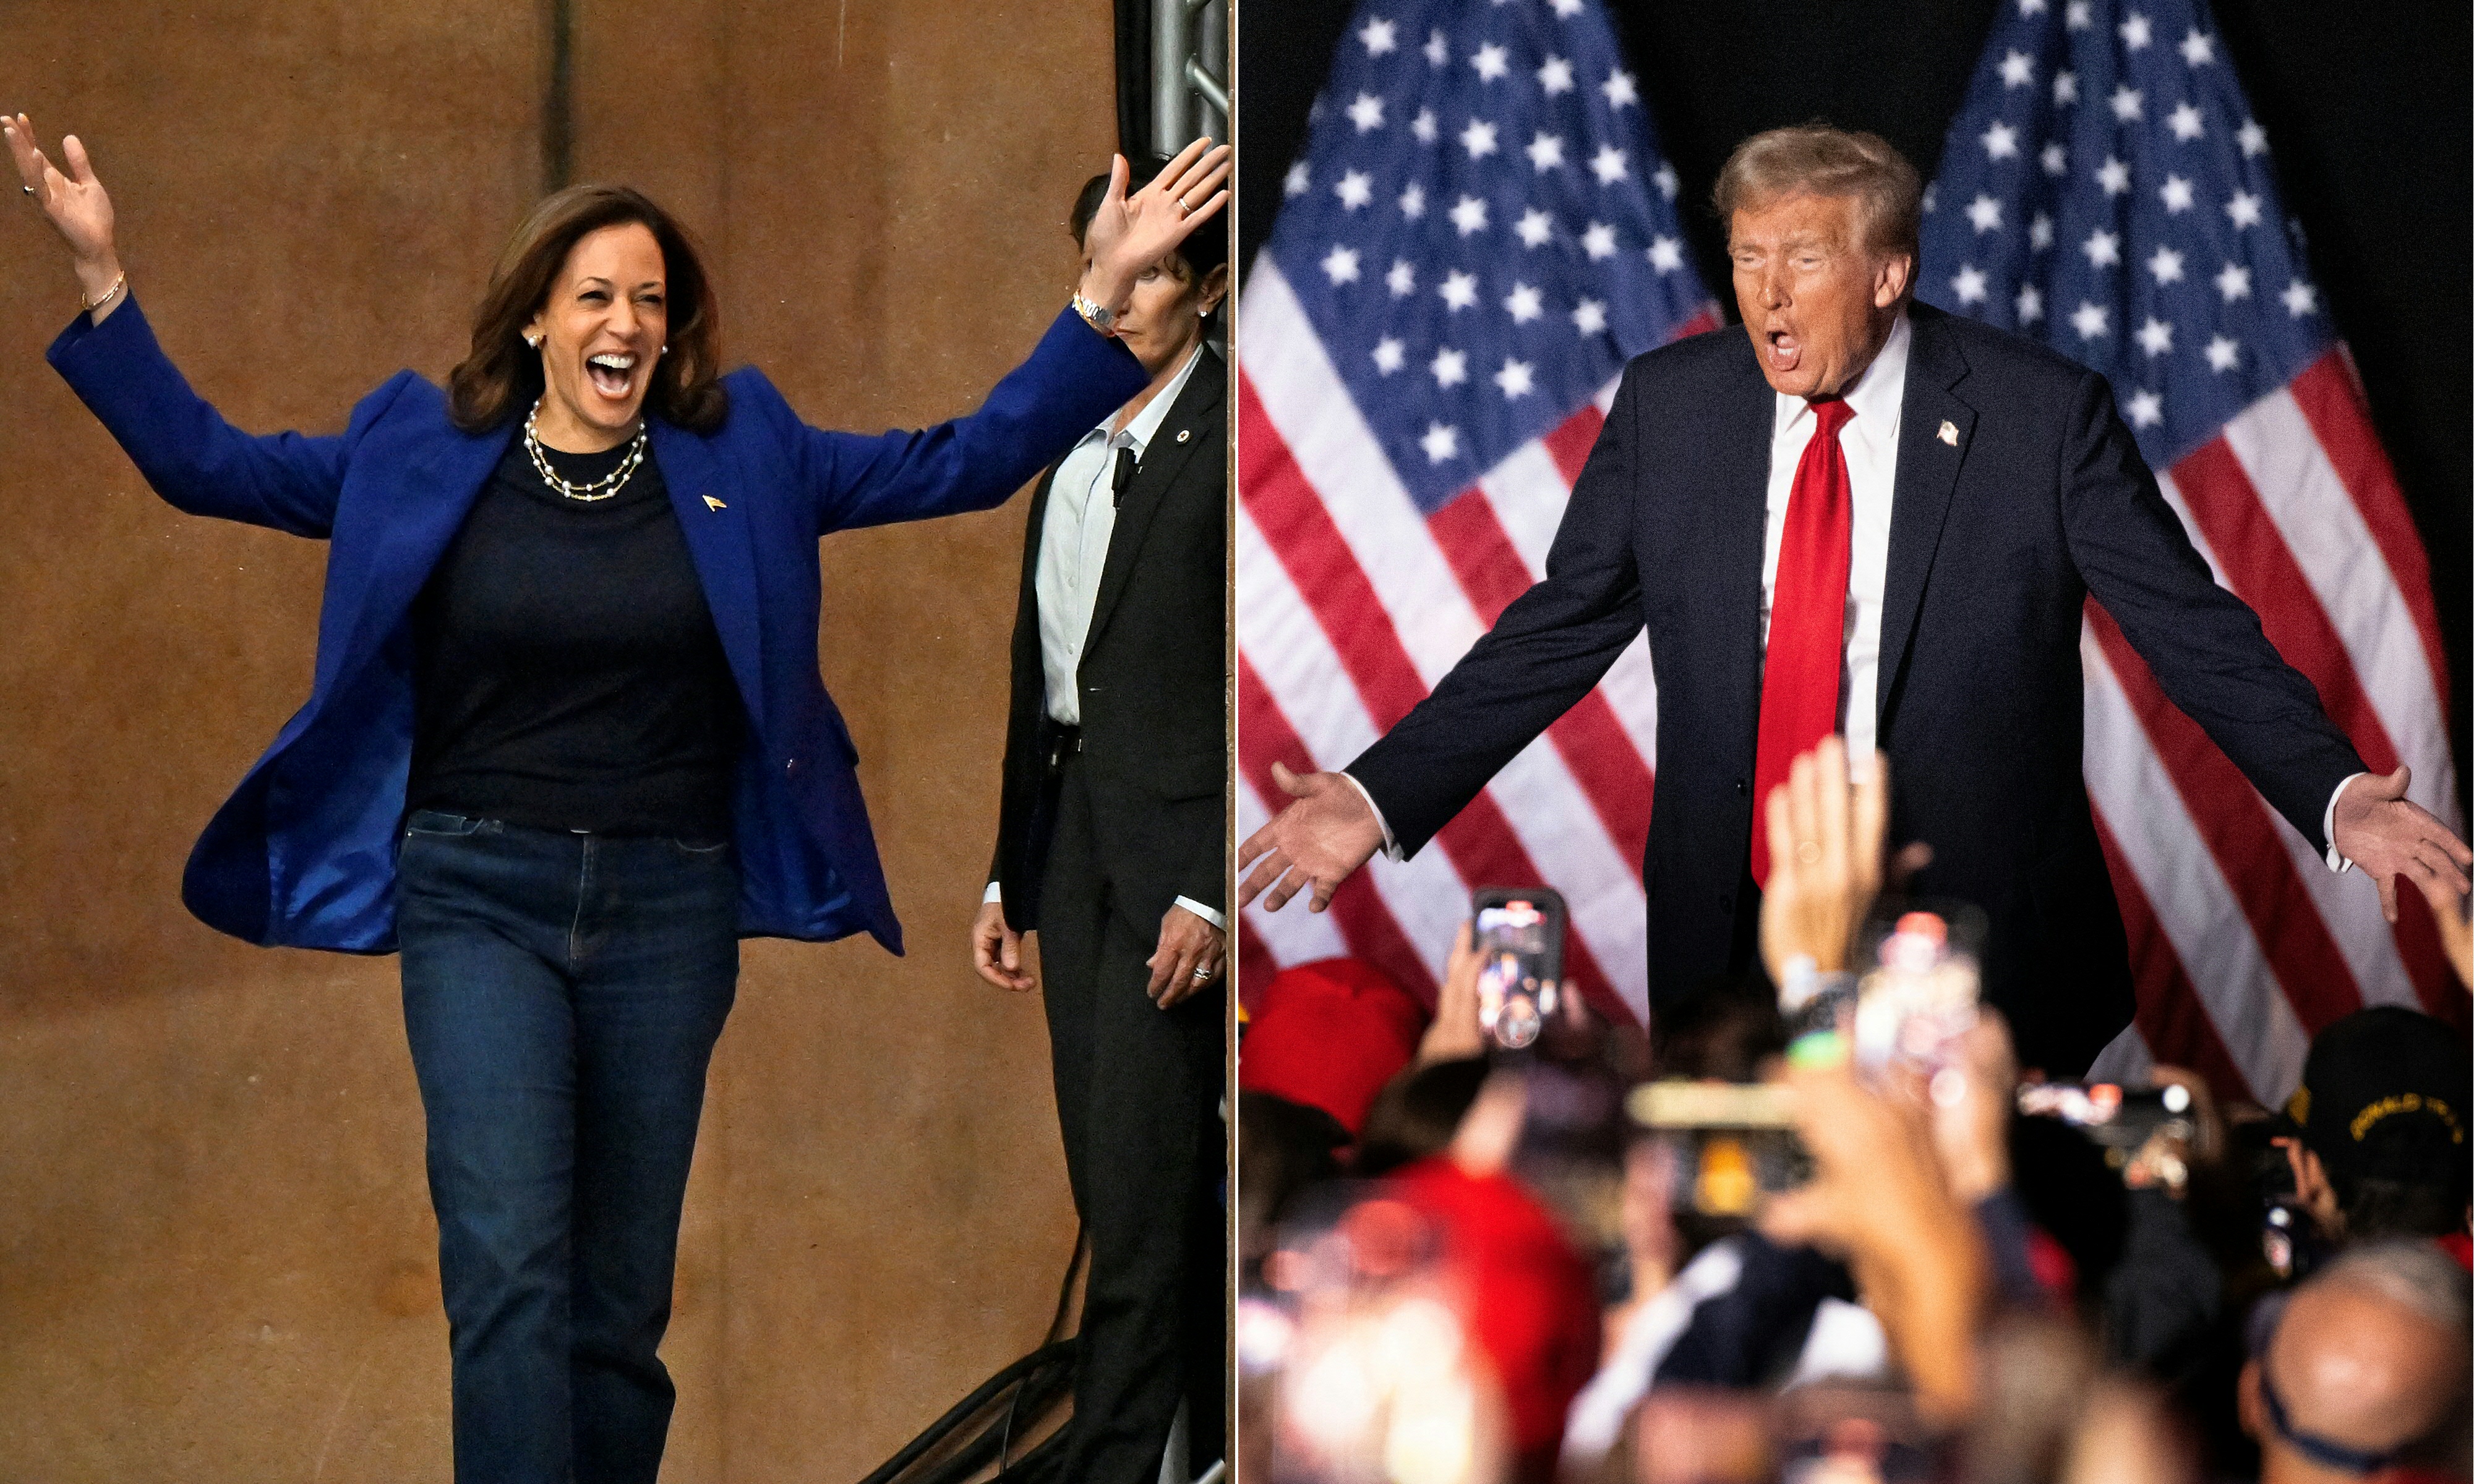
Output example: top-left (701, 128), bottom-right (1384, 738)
top-left (991, 346), bottom-right (1228, 934)
top-left (1349, 305), bottom-right (2363, 1073)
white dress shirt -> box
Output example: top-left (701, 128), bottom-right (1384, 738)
top-left (1761, 312), bottom-right (1910, 759)
top-left (988, 343), bottom-right (1225, 929)
top-left (1350, 312), bottom-right (2361, 871)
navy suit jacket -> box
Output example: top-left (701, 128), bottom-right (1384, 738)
top-left (48, 297), bottom-right (1146, 957)
top-left (1349, 304), bottom-right (2364, 1073)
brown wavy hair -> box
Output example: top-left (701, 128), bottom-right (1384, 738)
top-left (448, 184), bottom-right (727, 433)
top-left (1713, 124), bottom-right (1922, 259)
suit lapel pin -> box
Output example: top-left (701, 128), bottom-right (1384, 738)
top-left (1937, 420), bottom-right (1959, 448)
top-left (1175, 428), bottom-right (1192, 444)
top-left (703, 495), bottom-right (727, 511)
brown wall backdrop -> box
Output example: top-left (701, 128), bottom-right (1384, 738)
top-left (0, 1), bottom-right (1121, 1475)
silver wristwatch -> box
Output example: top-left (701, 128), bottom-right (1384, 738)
top-left (1070, 290), bottom-right (1116, 335)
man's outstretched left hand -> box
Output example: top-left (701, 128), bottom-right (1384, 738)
top-left (2331, 764), bottom-right (2473, 923)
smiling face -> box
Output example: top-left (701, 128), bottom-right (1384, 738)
top-left (1727, 190), bottom-right (1912, 399)
top-left (524, 221), bottom-right (668, 451)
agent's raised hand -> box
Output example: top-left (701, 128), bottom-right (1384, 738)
top-left (4, 114), bottom-right (123, 314)
top-left (1077, 138), bottom-right (1231, 317)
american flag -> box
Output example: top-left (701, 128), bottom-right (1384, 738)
top-left (1237, 0), bottom-right (1714, 1023)
top-left (1920, 0), bottom-right (2463, 1101)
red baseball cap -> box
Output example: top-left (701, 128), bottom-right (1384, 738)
top-left (1239, 957), bottom-right (1429, 1136)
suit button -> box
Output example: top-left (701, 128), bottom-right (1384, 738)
top-left (784, 757), bottom-right (800, 777)
top-left (1734, 777), bottom-right (1748, 796)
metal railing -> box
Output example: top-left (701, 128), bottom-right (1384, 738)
top-left (1153, 0), bottom-right (1228, 153)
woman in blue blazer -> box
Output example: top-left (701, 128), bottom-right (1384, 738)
top-left (8, 112), bottom-right (1226, 1480)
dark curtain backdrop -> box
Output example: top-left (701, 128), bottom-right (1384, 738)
top-left (1237, 0), bottom-right (2471, 786)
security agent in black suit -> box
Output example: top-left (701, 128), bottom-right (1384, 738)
top-left (972, 158), bottom-right (1229, 1484)
top-left (1238, 127), bottom-right (2470, 1077)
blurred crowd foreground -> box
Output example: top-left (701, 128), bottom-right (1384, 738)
top-left (1237, 738), bottom-right (2473, 1484)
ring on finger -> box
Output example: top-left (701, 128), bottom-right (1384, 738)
top-left (1191, 965), bottom-right (1215, 983)
top-left (1176, 197), bottom-right (1191, 216)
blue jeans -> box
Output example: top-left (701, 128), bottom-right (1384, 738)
top-left (396, 811), bottom-right (739, 1484)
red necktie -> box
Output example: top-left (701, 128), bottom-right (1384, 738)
top-left (1750, 396), bottom-right (1855, 889)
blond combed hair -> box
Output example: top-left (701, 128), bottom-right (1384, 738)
top-left (1713, 125), bottom-right (1923, 258)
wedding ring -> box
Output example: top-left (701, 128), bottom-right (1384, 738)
top-left (1794, 840), bottom-right (1823, 865)
top-left (1176, 197), bottom-right (1191, 216)
top-left (1191, 966), bottom-right (1214, 983)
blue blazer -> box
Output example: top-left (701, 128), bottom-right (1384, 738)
top-left (48, 297), bottom-right (1147, 957)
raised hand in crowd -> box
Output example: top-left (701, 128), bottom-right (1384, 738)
top-left (1929, 1015), bottom-right (2021, 1206)
top-left (1760, 1055), bottom-right (1992, 1426)
top-left (4, 114), bottom-right (126, 318)
top-left (1417, 919), bottom-right (1488, 1065)
top-left (1754, 735), bottom-right (1933, 985)
top-left (2406, 846), bottom-right (2474, 983)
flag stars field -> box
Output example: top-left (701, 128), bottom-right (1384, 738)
top-left (1906, 0), bottom-right (2463, 1098)
top-left (1246, 0), bottom-right (1719, 1023)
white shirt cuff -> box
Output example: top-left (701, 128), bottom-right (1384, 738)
top-left (1174, 896), bottom-right (1228, 931)
top-left (2323, 772), bottom-right (2368, 873)
top-left (1340, 770), bottom-right (1404, 860)
top-left (991, 881), bottom-right (1224, 931)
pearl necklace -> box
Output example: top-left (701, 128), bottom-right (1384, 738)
top-left (524, 399), bottom-right (648, 502)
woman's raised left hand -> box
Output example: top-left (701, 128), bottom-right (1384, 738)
top-left (1079, 137), bottom-right (1231, 316)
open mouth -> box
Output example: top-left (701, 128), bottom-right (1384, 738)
top-left (1764, 327), bottom-right (1802, 375)
top-left (585, 351), bottom-right (638, 401)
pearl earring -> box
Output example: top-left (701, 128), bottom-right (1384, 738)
top-left (524, 333), bottom-right (542, 349)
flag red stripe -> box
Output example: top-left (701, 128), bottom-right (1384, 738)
top-left (1428, 790), bottom-right (1633, 1027)
top-left (1676, 309), bottom-right (1723, 340)
top-left (1429, 487), bottom-right (1538, 621)
top-left (2285, 352), bottom-right (2455, 721)
top-left (1429, 487), bottom-right (1656, 876)
top-left (2169, 438), bottom-right (2402, 777)
top-left (1238, 654), bottom-right (1437, 1005)
top-left (1238, 375), bottom-right (1429, 729)
top-left (1539, 404), bottom-right (1607, 488)
top-left (2091, 805), bottom-right (2256, 1101)
top-left (1545, 700), bottom-right (1655, 871)
top-left (2170, 438), bottom-right (2462, 1017)
top-left (1240, 390), bottom-right (1633, 1025)
top-left (2087, 601), bottom-right (2365, 1035)
top-left (1238, 916), bottom-right (1278, 1013)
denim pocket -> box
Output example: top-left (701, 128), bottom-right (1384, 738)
top-left (404, 810), bottom-right (492, 838)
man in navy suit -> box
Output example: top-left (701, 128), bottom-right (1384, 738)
top-left (1238, 127), bottom-right (2468, 1075)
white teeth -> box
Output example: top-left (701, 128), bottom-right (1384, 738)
top-left (589, 353), bottom-right (635, 370)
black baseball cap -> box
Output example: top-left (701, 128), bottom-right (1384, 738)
top-left (2280, 1007), bottom-right (2472, 1196)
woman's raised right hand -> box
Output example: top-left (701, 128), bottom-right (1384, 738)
top-left (4, 114), bottom-right (123, 304)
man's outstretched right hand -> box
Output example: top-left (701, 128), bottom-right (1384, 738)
top-left (1236, 761), bottom-right (1387, 913)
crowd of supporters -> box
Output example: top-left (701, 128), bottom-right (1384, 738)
top-left (1235, 738), bottom-right (2472, 1483)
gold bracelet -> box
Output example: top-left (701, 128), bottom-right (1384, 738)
top-left (81, 271), bottom-right (125, 314)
